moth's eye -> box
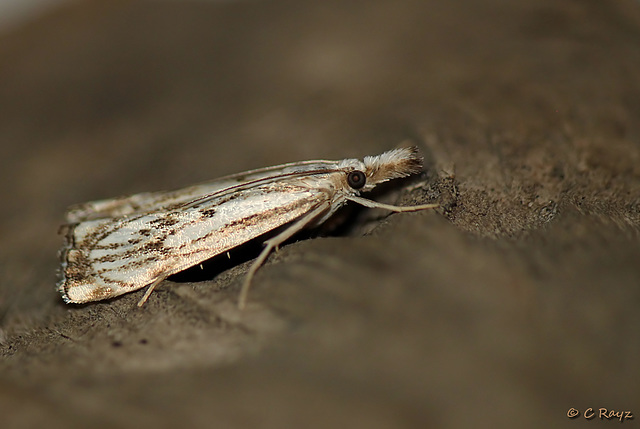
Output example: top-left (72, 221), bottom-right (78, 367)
top-left (347, 171), bottom-right (366, 189)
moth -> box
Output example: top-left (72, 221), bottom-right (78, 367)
top-left (58, 147), bottom-right (438, 309)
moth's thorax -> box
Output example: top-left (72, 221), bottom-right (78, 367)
top-left (294, 170), bottom-right (357, 197)
top-left (337, 158), bottom-right (367, 171)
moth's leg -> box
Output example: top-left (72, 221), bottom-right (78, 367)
top-left (238, 202), bottom-right (331, 310)
top-left (346, 195), bottom-right (439, 212)
top-left (137, 275), bottom-right (169, 307)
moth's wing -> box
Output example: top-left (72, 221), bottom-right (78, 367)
top-left (65, 183), bottom-right (235, 223)
top-left (65, 160), bottom-right (341, 223)
top-left (59, 181), bottom-right (333, 303)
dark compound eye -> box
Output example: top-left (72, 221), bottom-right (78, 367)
top-left (347, 170), bottom-right (366, 189)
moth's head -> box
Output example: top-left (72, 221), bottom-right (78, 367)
top-left (356, 146), bottom-right (423, 192)
top-left (335, 146), bottom-right (423, 193)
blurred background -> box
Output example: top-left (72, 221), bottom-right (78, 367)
top-left (0, 0), bottom-right (65, 32)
